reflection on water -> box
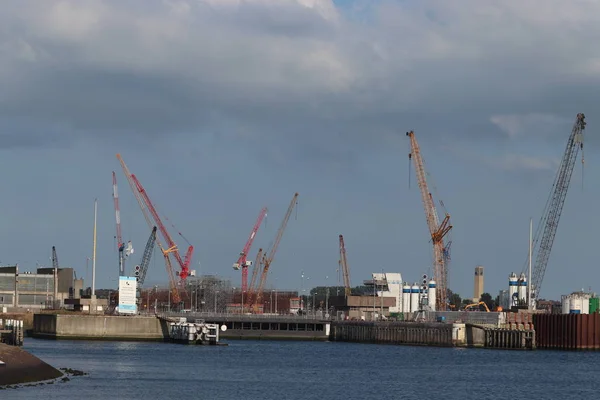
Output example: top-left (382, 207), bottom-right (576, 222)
top-left (2, 338), bottom-right (599, 400)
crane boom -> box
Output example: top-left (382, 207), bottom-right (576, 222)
top-left (52, 246), bottom-right (59, 269)
top-left (407, 131), bottom-right (452, 311)
top-left (234, 207), bottom-right (268, 293)
top-left (338, 235), bottom-right (351, 297)
top-left (116, 155), bottom-right (153, 228)
top-left (116, 154), bottom-right (183, 304)
top-left (113, 172), bottom-right (127, 277)
top-left (131, 174), bottom-right (194, 280)
top-left (525, 113), bottom-right (586, 305)
top-left (135, 227), bottom-right (158, 287)
top-left (113, 172), bottom-right (123, 250)
top-left (117, 154), bottom-right (185, 303)
top-left (246, 248), bottom-right (264, 308)
top-left (255, 193), bottom-right (299, 309)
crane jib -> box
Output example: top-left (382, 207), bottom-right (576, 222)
top-left (526, 113), bottom-right (586, 302)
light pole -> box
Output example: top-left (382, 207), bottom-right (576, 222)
top-left (214, 290), bottom-right (218, 313)
top-left (301, 271), bottom-right (304, 311)
top-left (241, 290), bottom-right (244, 314)
top-left (326, 275), bottom-right (329, 317)
top-left (232, 287), bottom-right (235, 315)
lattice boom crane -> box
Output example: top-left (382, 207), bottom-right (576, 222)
top-left (254, 193), bottom-right (299, 310)
top-left (338, 235), bottom-right (352, 297)
top-left (131, 174), bottom-right (194, 281)
top-left (116, 154), bottom-right (188, 304)
top-left (407, 131), bottom-right (452, 311)
top-left (234, 207), bottom-right (268, 293)
top-left (524, 113), bottom-right (586, 306)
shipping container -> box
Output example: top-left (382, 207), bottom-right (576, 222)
top-left (590, 298), bottom-right (599, 314)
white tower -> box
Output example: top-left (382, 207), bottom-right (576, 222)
top-left (428, 280), bottom-right (437, 312)
top-left (402, 283), bottom-right (411, 313)
top-left (410, 283), bottom-right (419, 313)
top-left (509, 273), bottom-right (518, 307)
top-left (518, 273), bottom-right (527, 305)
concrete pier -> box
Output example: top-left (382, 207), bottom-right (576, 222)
top-left (329, 321), bottom-right (535, 350)
top-left (32, 314), bottom-right (166, 341)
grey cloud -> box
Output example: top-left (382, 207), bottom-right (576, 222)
top-left (1, 0), bottom-right (600, 170)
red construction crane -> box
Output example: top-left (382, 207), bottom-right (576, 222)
top-left (254, 193), bottom-right (299, 311)
top-left (116, 154), bottom-right (188, 304)
top-left (245, 248), bottom-right (264, 309)
top-left (234, 207), bottom-right (268, 293)
top-left (406, 131), bottom-right (452, 311)
top-left (338, 235), bottom-right (351, 297)
top-left (131, 174), bottom-right (194, 281)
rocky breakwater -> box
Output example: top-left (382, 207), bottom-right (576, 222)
top-left (0, 343), bottom-right (63, 386)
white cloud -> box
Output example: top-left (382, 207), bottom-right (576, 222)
top-left (489, 153), bottom-right (559, 173)
top-left (1, 0), bottom-right (600, 153)
top-left (490, 114), bottom-right (569, 138)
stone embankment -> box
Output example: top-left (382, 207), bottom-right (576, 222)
top-left (0, 343), bottom-right (63, 386)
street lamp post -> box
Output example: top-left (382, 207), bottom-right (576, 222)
top-left (214, 291), bottom-right (218, 313)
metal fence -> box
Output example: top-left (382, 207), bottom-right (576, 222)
top-left (158, 311), bottom-right (335, 322)
top-left (420, 311), bottom-right (505, 326)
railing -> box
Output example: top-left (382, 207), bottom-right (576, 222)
top-left (157, 311), bottom-right (339, 322)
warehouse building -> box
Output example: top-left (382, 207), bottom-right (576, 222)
top-left (0, 265), bottom-right (77, 310)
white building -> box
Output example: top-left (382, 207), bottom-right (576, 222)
top-left (372, 272), bottom-right (402, 313)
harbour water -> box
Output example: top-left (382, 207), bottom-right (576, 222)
top-left (4, 338), bottom-right (600, 399)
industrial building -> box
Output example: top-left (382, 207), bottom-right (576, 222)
top-left (0, 265), bottom-right (79, 310)
top-left (325, 272), bottom-right (401, 320)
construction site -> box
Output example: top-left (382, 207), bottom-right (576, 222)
top-left (2, 113), bottom-right (597, 350)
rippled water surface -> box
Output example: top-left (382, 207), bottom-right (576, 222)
top-left (3, 338), bottom-right (600, 399)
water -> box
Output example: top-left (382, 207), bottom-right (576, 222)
top-left (3, 338), bottom-right (600, 399)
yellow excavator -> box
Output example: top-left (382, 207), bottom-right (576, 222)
top-left (464, 301), bottom-right (491, 312)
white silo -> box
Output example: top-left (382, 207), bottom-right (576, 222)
top-left (509, 273), bottom-right (518, 306)
top-left (518, 273), bottom-right (527, 304)
top-left (410, 283), bottom-right (419, 313)
top-left (569, 296), bottom-right (583, 314)
top-left (582, 296), bottom-right (590, 315)
top-left (561, 295), bottom-right (570, 314)
top-left (402, 283), bottom-right (411, 313)
top-left (428, 280), bottom-right (437, 312)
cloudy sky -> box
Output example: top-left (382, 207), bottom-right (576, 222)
top-left (1, 0), bottom-right (598, 300)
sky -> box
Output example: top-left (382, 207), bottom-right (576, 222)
top-left (0, 0), bottom-right (599, 301)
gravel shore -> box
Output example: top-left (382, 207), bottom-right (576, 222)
top-left (0, 343), bottom-right (63, 386)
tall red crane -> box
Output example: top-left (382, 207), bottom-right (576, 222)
top-left (407, 131), bottom-right (452, 311)
top-left (116, 154), bottom-right (189, 304)
top-left (131, 174), bottom-right (194, 281)
top-left (338, 235), bottom-right (351, 297)
top-left (254, 193), bottom-right (299, 310)
top-left (234, 207), bottom-right (268, 292)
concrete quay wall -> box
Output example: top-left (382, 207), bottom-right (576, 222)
top-left (330, 321), bottom-right (535, 350)
top-left (32, 314), bottom-right (166, 341)
top-left (330, 321), bottom-right (454, 347)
